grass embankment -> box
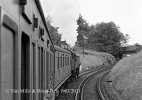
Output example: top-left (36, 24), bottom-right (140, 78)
top-left (109, 50), bottom-right (142, 100)
top-left (80, 54), bottom-right (103, 72)
top-left (77, 49), bottom-right (116, 73)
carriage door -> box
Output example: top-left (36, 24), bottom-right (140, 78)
top-left (1, 24), bottom-right (15, 100)
top-left (21, 33), bottom-right (30, 100)
top-left (31, 43), bottom-right (36, 100)
top-left (46, 52), bottom-right (49, 89)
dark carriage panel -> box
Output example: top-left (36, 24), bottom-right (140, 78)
top-left (21, 33), bottom-right (30, 100)
top-left (1, 14), bottom-right (19, 100)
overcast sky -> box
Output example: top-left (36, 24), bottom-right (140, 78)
top-left (40, 0), bottom-right (142, 46)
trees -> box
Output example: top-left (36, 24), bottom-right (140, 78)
top-left (88, 22), bottom-right (127, 55)
top-left (46, 16), bottom-right (61, 46)
top-left (76, 14), bottom-right (90, 48)
top-left (87, 22), bottom-right (130, 55)
top-left (76, 14), bottom-right (129, 55)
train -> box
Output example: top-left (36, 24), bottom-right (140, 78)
top-left (0, 0), bottom-right (80, 100)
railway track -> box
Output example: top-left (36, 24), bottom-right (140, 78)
top-left (97, 71), bottom-right (110, 100)
top-left (56, 67), bottom-right (112, 100)
top-left (75, 69), bottom-right (110, 100)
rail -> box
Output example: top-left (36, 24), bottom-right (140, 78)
top-left (97, 71), bottom-right (110, 100)
top-left (75, 68), bottom-right (110, 100)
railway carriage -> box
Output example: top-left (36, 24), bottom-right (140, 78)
top-left (0, 0), bottom-right (55, 100)
top-left (54, 46), bottom-right (80, 98)
top-left (54, 46), bottom-right (71, 91)
top-left (0, 0), bottom-right (81, 100)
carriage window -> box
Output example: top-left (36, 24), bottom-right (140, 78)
top-left (50, 54), bottom-right (52, 74)
top-left (67, 57), bottom-right (68, 66)
top-left (63, 54), bottom-right (64, 67)
top-left (61, 56), bottom-right (62, 68)
top-left (57, 55), bottom-right (59, 69)
top-left (67, 56), bottom-right (68, 66)
top-left (64, 56), bottom-right (66, 67)
top-left (68, 57), bottom-right (69, 66)
top-left (62, 55), bottom-right (63, 68)
top-left (52, 55), bottom-right (54, 73)
top-left (64, 55), bottom-right (65, 67)
top-left (65, 57), bottom-right (66, 66)
top-left (59, 56), bottom-right (61, 68)
top-left (65, 55), bottom-right (67, 66)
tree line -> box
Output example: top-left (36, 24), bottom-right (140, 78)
top-left (46, 16), bottom-right (62, 46)
top-left (75, 14), bottom-right (130, 55)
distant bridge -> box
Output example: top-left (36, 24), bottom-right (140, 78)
top-left (115, 45), bottom-right (142, 60)
top-left (120, 45), bottom-right (142, 54)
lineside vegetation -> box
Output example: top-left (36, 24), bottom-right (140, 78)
top-left (110, 50), bottom-right (142, 100)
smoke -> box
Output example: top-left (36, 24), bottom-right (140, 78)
top-left (40, 0), bottom-right (80, 46)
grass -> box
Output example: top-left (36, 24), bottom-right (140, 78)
top-left (77, 49), bottom-right (116, 73)
top-left (80, 54), bottom-right (104, 72)
top-left (109, 50), bottom-right (142, 100)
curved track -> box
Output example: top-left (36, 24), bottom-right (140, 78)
top-left (55, 68), bottom-right (100, 100)
top-left (55, 67), bottom-right (112, 100)
top-left (75, 69), bottom-right (110, 100)
top-left (97, 71), bottom-right (110, 100)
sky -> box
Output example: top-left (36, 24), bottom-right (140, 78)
top-left (40, 0), bottom-right (142, 46)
